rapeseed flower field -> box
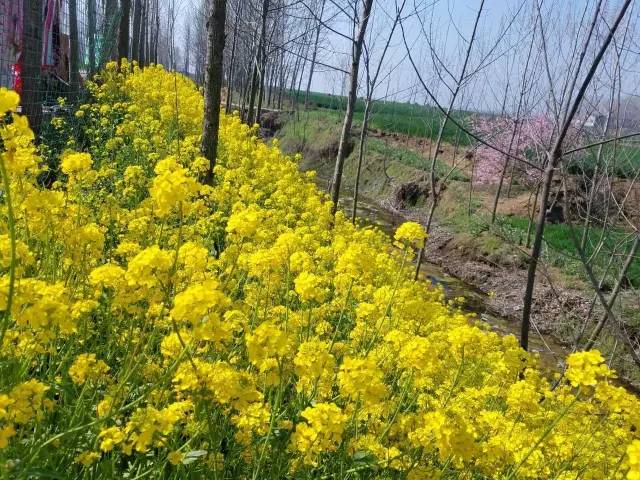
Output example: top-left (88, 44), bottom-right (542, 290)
top-left (0, 62), bottom-right (639, 479)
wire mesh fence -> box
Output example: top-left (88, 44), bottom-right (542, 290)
top-left (0, 0), bottom-right (119, 131)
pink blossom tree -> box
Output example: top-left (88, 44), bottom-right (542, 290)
top-left (471, 114), bottom-right (557, 187)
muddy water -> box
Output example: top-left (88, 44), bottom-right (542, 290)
top-left (339, 194), bottom-right (570, 372)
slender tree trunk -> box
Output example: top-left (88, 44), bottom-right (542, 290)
top-left (118, 0), bottom-right (131, 61)
top-left (351, 98), bottom-right (371, 223)
top-left (520, 157), bottom-right (555, 350)
top-left (525, 184), bottom-right (540, 247)
top-left (351, 0), bottom-right (405, 223)
top-left (490, 120), bottom-right (519, 224)
top-left (201, 0), bottom-right (228, 185)
top-left (139, 0), bottom-right (148, 65)
top-left (246, 64), bottom-right (259, 123)
top-left (240, 65), bottom-right (250, 115)
top-left (330, 0), bottom-right (374, 216)
top-left (288, 50), bottom-right (302, 97)
top-left (266, 61), bottom-right (275, 108)
top-left (247, 0), bottom-right (269, 124)
top-left (87, 0), bottom-right (97, 75)
top-left (304, 0), bottom-right (326, 109)
top-left (21, 0), bottom-right (43, 133)
top-left (69, 0), bottom-right (80, 95)
top-left (131, 0), bottom-right (142, 62)
top-left (225, 0), bottom-right (241, 112)
top-left (105, 0), bottom-right (119, 61)
top-left (256, 55), bottom-right (267, 122)
top-left (184, 24), bottom-right (191, 74)
top-left (294, 44), bottom-right (309, 108)
top-left (153, 0), bottom-right (159, 63)
top-left (277, 53), bottom-right (285, 109)
top-left (413, 0), bottom-right (485, 280)
top-left (519, 0), bottom-right (632, 350)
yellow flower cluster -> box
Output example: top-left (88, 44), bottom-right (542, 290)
top-left (0, 380), bottom-right (51, 449)
top-left (291, 403), bottom-right (348, 465)
top-left (0, 64), bottom-right (638, 479)
top-left (394, 220), bottom-right (427, 249)
top-left (61, 151), bottom-right (92, 176)
top-left (0, 88), bottom-right (19, 114)
top-left (68, 353), bottom-right (110, 385)
top-left (628, 441), bottom-right (640, 480)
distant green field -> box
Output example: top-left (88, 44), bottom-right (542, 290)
top-left (300, 91), bottom-right (472, 146)
top-left (497, 215), bottom-right (640, 287)
top-left (366, 138), bottom-right (468, 182)
top-left (276, 109), bottom-right (466, 181)
top-left (567, 143), bottom-right (640, 179)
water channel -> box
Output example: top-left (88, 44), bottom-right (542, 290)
top-left (338, 192), bottom-right (571, 373)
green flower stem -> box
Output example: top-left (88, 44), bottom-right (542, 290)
top-left (0, 154), bottom-right (16, 347)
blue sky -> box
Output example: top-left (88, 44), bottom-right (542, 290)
top-left (307, 0), bottom-right (640, 116)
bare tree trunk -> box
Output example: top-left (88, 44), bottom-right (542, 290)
top-left (21, 0), bottom-right (43, 133)
top-left (288, 49), bottom-right (302, 98)
top-left (525, 184), bottom-right (540, 247)
top-left (256, 54), bottom-right (268, 122)
top-left (351, 98), bottom-right (371, 223)
top-left (520, 157), bottom-right (556, 349)
top-left (201, 0), bottom-right (228, 185)
top-left (153, 0), bottom-right (159, 63)
top-left (139, 0), bottom-right (148, 65)
top-left (304, 0), bottom-right (326, 110)
top-left (131, 0), bottom-right (142, 62)
top-left (247, 0), bottom-right (269, 124)
top-left (520, 0), bottom-right (632, 350)
top-left (87, 0), bottom-right (97, 75)
top-left (118, 0), bottom-right (131, 61)
top-left (330, 0), bottom-right (374, 216)
top-left (490, 120), bottom-right (519, 224)
top-left (277, 52), bottom-right (285, 109)
top-left (69, 0), bottom-right (80, 95)
top-left (184, 24), bottom-right (191, 74)
top-left (246, 64), bottom-right (259, 123)
top-left (294, 42), bottom-right (310, 108)
top-left (351, 0), bottom-right (406, 223)
top-left (266, 61), bottom-right (275, 108)
top-left (240, 66), bottom-right (250, 115)
top-left (105, 0), bottom-right (119, 61)
top-left (583, 235), bottom-right (639, 350)
top-left (412, 0), bottom-right (485, 280)
top-left (225, 0), bottom-right (241, 112)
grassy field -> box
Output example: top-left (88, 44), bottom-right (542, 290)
top-left (301, 90), bottom-right (471, 145)
top-left (276, 110), bottom-right (465, 190)
top-left (366, 138), bottom-right (468, 181)
top-left (567, 142), bottom-right (640, 179)
top-left (278, 94), bottom-right (640, 288)
top-left (496, 215), bottom-right (640, 287)
top-left (300, 91), bottom-right (640, 179)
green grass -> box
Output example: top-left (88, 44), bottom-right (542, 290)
top-left (366, 138), bottom-right (468, 182)
top-left (276, 110), bottom-right (467, 183)
top-left (277, 103), bottom-right (640, 288)
top-left (496, 215), bottom-right (640, 287)
top-left (293, 92), bottom-right (640, 180)
top-left (567, 142), bottom-right (640, 179)
top-left (300, 91), bottom-right (471, 145)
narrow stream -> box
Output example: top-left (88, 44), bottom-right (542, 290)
top-left (338, 193), bottom-right (570, 372)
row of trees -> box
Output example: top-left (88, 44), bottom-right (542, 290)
top-left (194, 0), bottom-right (640, 368)
top-left (20, 0), bottom-right (640, 367)
top-left (20, 0), bottom-right (191, 133)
